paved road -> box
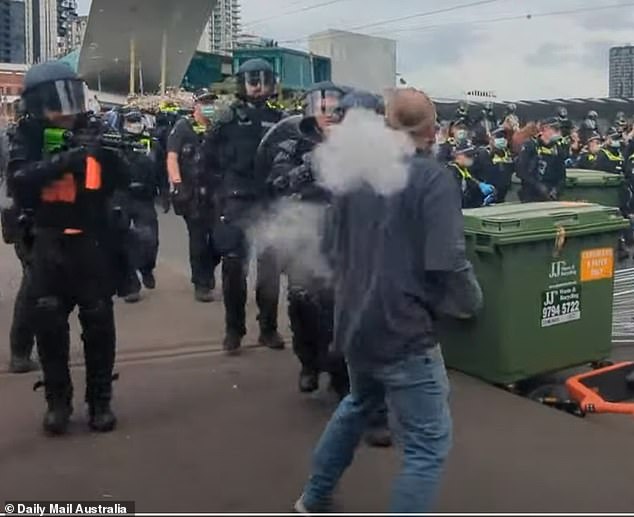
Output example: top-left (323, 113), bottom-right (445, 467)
top-left (2, 213), bottom-right (634, 512)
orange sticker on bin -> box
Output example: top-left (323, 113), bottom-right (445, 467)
top-left (580, 248), bottom-right (614, 282)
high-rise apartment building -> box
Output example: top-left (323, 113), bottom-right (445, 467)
top-left (609, 45), bottom-right (634, 98)
top-left (25, 0), bottom-right (76, 63)
top-left (0, 0), bottom-right (26, 63)
top-left (198, 0), bottom-right (240, 55)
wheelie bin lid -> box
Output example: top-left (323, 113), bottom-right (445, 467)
top-left (566, 169), bottom-right (624, 187)
top-left (463, 202), bottom-right (629, 247)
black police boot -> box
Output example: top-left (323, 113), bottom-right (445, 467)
top-left (299, 368), bottom-right (319, 393)
top-left (88, 402), bottom-right (117, 433)
top-left (195, 286), bottom-right (214, 303)
top-left (141, 271), bottom-right (156, 290)
top-left (223, 332), bottom-right (242, 356)
top-left (9, 356), bottom-right (39, 374)
top-left (124, 291), bottom-right (141, 304)
top-left (41, 386), bottom-right (73, 436)
top-left (43, 400), bottom-right (73, 436)
top-left (364, 426), bottom-right (393, 448)
top-left (259, 330), bottom-right (285, 350)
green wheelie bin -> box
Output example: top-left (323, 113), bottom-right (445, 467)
top-left (560, 169), bottom-right (624, 207)
top-left (507, 170), bottom-right (623, 206)
top-left (440, 202), bottom-right (628, 386)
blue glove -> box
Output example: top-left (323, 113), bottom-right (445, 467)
top-left (565, 158), bottom-right (574, 167)
top-left (479, 182), bottom-right (495, 196)
top-left (483, 193), bottom-right (496, 206)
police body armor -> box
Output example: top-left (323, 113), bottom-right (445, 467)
top-left (173, 121), bottom-right (210, 219)
top-left (536, 141), bottom-right (564, 188)
top-left (126, 137), bottom-right (157, 201)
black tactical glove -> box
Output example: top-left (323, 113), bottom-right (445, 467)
top-left (160, 190), bottom-right (171, 214)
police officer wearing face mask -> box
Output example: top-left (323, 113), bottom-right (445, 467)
top-left (116, 110), bottom-right (163, 302)
top-left (579, 110), bottom-right (599, 144)
top-left (167, 90), bottom-right (220, 302)
top-left (576, 132), bottom-right (602, 170)
top-left (448, 142), bottom-right (496, 208)
top-left (8, 62), bottom-right (130, 435)
top-left (517, 117), bottom-right (566, 202)
top-left (437, 120), bottom-right (469, 163)
top-left (595, 127), bottom-right (624, 175)
top-left (202, 58), bottom-right (285, 355)
top-left (473, 127), bottom-right (514, 202)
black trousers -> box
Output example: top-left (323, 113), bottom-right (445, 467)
top-left (29, 232), bottom-right (116, 406)
top-left (10, 240), bottom-right (36, 361)
top-left (184, 215), bottom-right (219, 290)
top-left (126, 199), bottom-right (159, 293)
top-left (287, 274), bottom-right (334, 374)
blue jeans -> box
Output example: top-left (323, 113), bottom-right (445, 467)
top-left (302, 345), bottom-right (452, 513)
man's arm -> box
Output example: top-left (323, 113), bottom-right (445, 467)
top-left (420, 165), bottom-right (483, 318)
top-left (166, 121), bottom-right (186, 185)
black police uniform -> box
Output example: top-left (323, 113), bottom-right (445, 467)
top-left (10, 114), bottom-right (129, 434)
top-left (1, 122), bottom-right (37, 373)
top-left (595, 146), bottom-right (624, 175)
top-left (202, 90), bottom-right (284, 351)
top-left (120, 132), bottom-right (162, 295)
top-left (167, 117), bottom-right (219, 293)
top-left (474, 145), bottom-right (514, 202)
top-left (436, 138), bottom-right (456, 164)
top-left (517, 136), bottom-right (566, 202)
top-left (267, 126), bottom-right (335, 388)
top-left (576, 150), bottom-right (599, 170)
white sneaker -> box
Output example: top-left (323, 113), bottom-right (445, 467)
top-left (294, 495), bottom-right (310, 514)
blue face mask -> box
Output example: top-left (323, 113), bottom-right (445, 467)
top-left (200, 105), bottom-right (215, 119)
top-left (550, 134), bottom-right (562, 144)
top-left (455, 129), bottom-right (467, 142)
top-left (611, 140), bottom-right (622, 149)
top-left (494, 138), bottom-right (507, 150)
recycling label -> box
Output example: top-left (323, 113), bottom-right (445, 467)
top-left (541, 283), bottom-right (581, 328)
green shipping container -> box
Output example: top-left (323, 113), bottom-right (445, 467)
top-left (441, 202), bottom-right (628, 385)
top-left (560, 169), bottom-right (624, 207)
top-left (508, 169), bottom-right (624, 206)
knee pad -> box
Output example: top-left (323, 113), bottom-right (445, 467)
top-left (34, 296), bottom-right (65, 331)
top-left (80, 299), bottom-right (114, 333)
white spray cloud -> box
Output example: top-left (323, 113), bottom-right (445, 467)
top-left (249, 198), bottom-right (331, 283)
top-left (315, 108), bottom-right (415, 197)
top-left (250, 109), bottom-right (415, 282)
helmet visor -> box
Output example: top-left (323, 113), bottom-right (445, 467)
top-left (243, 70), bottom-right (275, 88)
top-left (303, 89), bottom-right (343, 118)
top-left (37, 79), bottom-right (87, 116)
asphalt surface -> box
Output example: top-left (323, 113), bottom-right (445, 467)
top-left (2, 212), bottom-right (634, 513)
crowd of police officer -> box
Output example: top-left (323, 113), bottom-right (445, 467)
top-left (437, 102), bottom-right (634, 211)
top-left (0, 58), bottom-right (393, 445)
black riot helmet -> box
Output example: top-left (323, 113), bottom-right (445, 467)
top-left (22, 61), bottom-right (87, 120)
top-left (457, 101), bottom-right (469, 116)
top-left (587, 110), bottom-right (598, 121)
top-left (484, 101), bottom-right (494, 113)
top-left (236, 58), bottom-right (276, 101)
top-left (557, 106), bottom-right (568, 120)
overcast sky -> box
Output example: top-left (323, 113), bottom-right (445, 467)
top-left (76, 0), bottom-right (634, 100)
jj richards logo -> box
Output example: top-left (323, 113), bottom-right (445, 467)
top-left (549, 260), bottom-right (577, 279)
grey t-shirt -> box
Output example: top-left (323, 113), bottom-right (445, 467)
top-left (330, 153), bottom-right (465, 367)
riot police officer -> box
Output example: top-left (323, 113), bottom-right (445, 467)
top-left (167, 91), bottom-right (219, 302)
top-left (117, 110), bottom-right (163, 301)
top-left (9, 62), bottom-right (129, 434)
top-left (202, 58), bottom-right (285, 354)
top-left (517, 117), bottom-right (566, 202)
top-left (557, 106), bottom-right (573, 138)
top-left (595, 127), bottom-right (624, 175)
top-left (437, 120), bottom-right (469, 164)
top-left (267, 81), bottom-right (346, 392)
top-left (1, 121), bottom-right (38, 373)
